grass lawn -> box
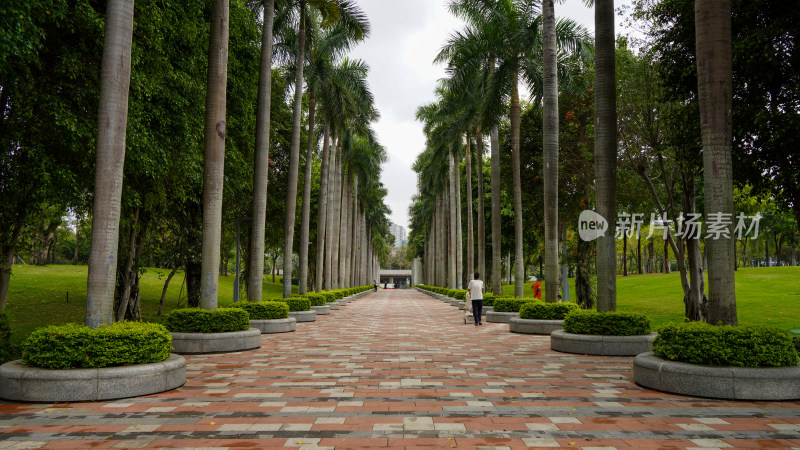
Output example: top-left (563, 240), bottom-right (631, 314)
top-left (502, 266), bottom-right (800, 330)
top-left (3, 264), bottom-right (296, 346)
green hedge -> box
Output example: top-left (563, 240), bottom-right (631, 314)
top-left (453, 290), bottom-right (467, 300)
top-left (165, 308), bottom-right (250, 333)
top-left (232, 301), bottom-right (289, 320)
top-left (22, 322), bottom-right (172, 370)
top-left (519, 302), bottom-right (579, 320)
top-left (492, 298), bottom-right (536, 313)
top-left (652, 322), bottom-right (799, 368)
top-left (563, 310), bottom-right (651, 336)
top-left (295, 294), bottom-right (326, 307)
top-left (272, 298), bottom-right (311, 311)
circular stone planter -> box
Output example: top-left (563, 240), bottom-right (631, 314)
top-left (171, 328), bottom-right (261, 354)
top-left (633, 352), bottom-right (800, 401)
top-left (486, 311), bottom-right (518, 323)
top-left (311, 305), bottom-right (330, 315)
top-left (250, 318), bottom-right (296, 334)
top-left (0, 354), bottom-right (186, 403)
top-left (509, 318), bottom-right (563, 335)
top-left (289, 310), bottom-right (317, 322)
top-left (327, 302), bottom-right (340, 310)
top-left (550, 330), bottom-right (656, 356)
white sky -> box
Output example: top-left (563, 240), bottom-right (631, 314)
top-left (350, 0), bottom-right (634, 230)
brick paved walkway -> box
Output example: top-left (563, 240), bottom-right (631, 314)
top-left (2, 289), bottom-right (800, 449)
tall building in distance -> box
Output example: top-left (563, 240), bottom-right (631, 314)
top-left (389, 223), bottom-right (407, 248)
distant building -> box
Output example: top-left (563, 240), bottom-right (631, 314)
top-left (389, 223), bottom-right (406, 248)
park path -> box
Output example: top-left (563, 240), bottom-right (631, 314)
top-left (1, 288), bottom-right (800, 449)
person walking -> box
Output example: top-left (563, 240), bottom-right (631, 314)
top-left (531, 277), bottom-right (542, 300)
top-left (467, 272), bottom-right (484, 326)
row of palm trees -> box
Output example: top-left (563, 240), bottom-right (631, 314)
top-left (85, 0), bottom-right (391, 327)
top-left (410, 0), bottom-right (738, 325)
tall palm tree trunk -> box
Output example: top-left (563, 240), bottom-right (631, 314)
top-left (324, 134), bottom-right (337, 290)
top-left (510, 74), bottom-right (524, 298)
top-left (331, 139), bottom-right (343, 288)
top-left (437, 195), bottom-right (446, 286)
top-left (542, 0), bottom-right (559, 303)
top-left (85, 0), bottom-right (135, 327)
top-left (448, 155), bottom-right (457, 288)
top-left (247, 0), bottom-right (274, 302)
top-left (490, 126), bottom-right (502, 295)
top-left (350, 179), bottom-right (359, 287)
top-left (282, 2), bottom-right (306, 298)
top-left (594, 0), bottom-right (618, 311)
top-left (476, 129), bottom-right (486, 279)
top-left (466, 134), bottom-right (474, 277)
top-left (315, 123), bottom-right (331, 291)
top-left (199, 0), bottom-right (230, 309)
top-left (696, 0), bottom-right (736, 324)
top-left (298, 94), bottom-right (316, 295)
top-left (455, 152), bottom-right (464, 289)
top-left (339, 176), bottom-right (351, 288)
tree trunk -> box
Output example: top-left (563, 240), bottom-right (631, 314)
top-left (448, 155), bottom-right (457, 289)
top-left (594, 0), bottom-right (617, 312)
top-left (490, 125), bottom-right (502, 295)
top-left (331, 138), bottom-right (343, 289)
top-left (466, 134), bottom-right (474, 278)
top-left (298, 93), bottom-right (316, 295)
top-left (339, 176), bottom-right (351, 288)
top-left (282, 1), bottom-right (306, 298)
top-left (315, 123), bottom-right (331, 292)
top-left (510, 73), bottom-right (525, 298)
top-left (437, 194), bottom-right (447, 287)
top-left (324, 135), bottom-right (338, 290)
top-left (85, 0), bottom-right (135, 328)
top-left (158, 264), bottom-right (179, 316)
top-left (116, 208), bottom-right (139, 321)
top-left (476, 129), bottom-right (486, 279)
top-left (198, 0), bottom-right (230, 310)
top-left (72, 222), bottom-right (81, 265)
top-left (542, 0), bottom-right (560, 303)
top-left (696, 0), bottom-right (736, 324)
top-left (455, 151), bottom-right (463, 289)
top-left (637, 229), bottom-right (642, 274)
top-left (623, 232), bottom-right (628, 276)
top-left (247, 0), bottom-right (274, 303)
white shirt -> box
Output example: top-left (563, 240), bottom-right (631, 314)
top-left (467, 279), bottom-right (484, 300)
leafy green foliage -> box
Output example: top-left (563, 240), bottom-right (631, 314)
top-left (563, 310), bottom-right (651, 336)
top-left (519, 302), bottom-right (579, 320)
top-left (232, 301), bottom-right (289, 320)
top-left (299, 294), bottom-right (327, 307)
top-left (652, 322), bottom-right (800, 368)
top-left (165, 308), bottom-right (249, 333)
top-left (268, 298), bottom-right (310, 312)
top-left (492, 298), bottom-right (537, 313)
top-left (21, 322), bottom-right (171, 370)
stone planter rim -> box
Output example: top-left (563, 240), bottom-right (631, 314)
top-left (550, 329), bottom-right (656, 356)
top-left (170, 328), bottom-right (261, 354)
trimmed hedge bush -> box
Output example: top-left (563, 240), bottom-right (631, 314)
top-left (21, 322), bottom-right (172, 370)
top-left (295, 294), bottom-right (326, 307)
top-left (652, 322), bottom-right (800, 368)
top-left (492, 298), bottom-right (536, 313)
top-left (453, 290), bottom-right (467, 300)
top-left (322, 292), bottom-right (336, 303)
top-left (165, 308), bottom-right (250, 333)
top-left (519, 302), bottom-right (579, 320)
top-left (273, 298), bottom-right (311, 312)
top-left (232, 301), bottom-right (289, 320)
top-left (563, 310), bottom-right (651, 336)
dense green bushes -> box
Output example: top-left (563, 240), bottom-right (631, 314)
top-left (270, 298), bottom-right (311, 312)
top-left (493, 298), bottom-right (537, 313)
top-left (21, 322), bottom-right (172, 370)
top-left (563, 310), bottom-right (651, 336)
top-left (0, 312), bottom-right (18, 364)
top-left (295, 294), bottom-right (326, 307)
top-left (652, 322), bottom-right (799, 368)
top-left (232, 301), bottom-right (289, 320)
top-left (165, 308), bottom-right (250, 333)
top-left (519, 302), bottom-right (579, 320)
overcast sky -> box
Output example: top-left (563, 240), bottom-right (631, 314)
top-left (349, 0), bottom-right (633, 231)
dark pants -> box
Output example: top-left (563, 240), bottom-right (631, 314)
top-left (471, 300), bottom-right (483, 323)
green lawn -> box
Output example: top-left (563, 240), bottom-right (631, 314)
top-left (3, 264), bottom-right (296, 345)
top-left (3, 265), bottom-right (799, 347)
top-left (503, 266), bottom-right (800, 330)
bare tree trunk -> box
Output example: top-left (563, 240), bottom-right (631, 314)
top-left (331, 147), bottom-right (343, 288)
top-left (158, 264), bottom-right (179, 316)
top-left (116, 208), bottom-right (139, 321)
top-left (476, 129), bottom-right (486, 280)
top-left (448, 155), bottom-right (457, 289)
top-left (85, 0), bottom-right (135, 327)
top-left (282, 2), bottom-right (306, 298)
top-left (637, 229), bottom-right (642, 274)
top-left (247, 0), bottom-right (274, 303)
top-left (455, 152), bottom-right (463, 289)
top-left (199, 0), bottom-right (230, 309)
top-left (466, 134), bottom-right (474, 278)
top-left (339, 176), bottom-right (351, 288)
top-left (594, 0), bottom-right (617, 312)
top-left (623, 232), bottom-right (628, 276)
top-left (315, 124), bottom-right (331, 291)
top-left (542, 0), bottom-right (560, 303)
top-left (437, 194), bottom-right (446, 287)
top-left (490, 125), bottom-right (502, 295)
top-left (510, 74), bottom-right (525, 298)
top-left (324, 135), bottom-right (337, 290)
top-left (72, 224), bottom-right (80, 265)
top-left (298, 93), bottom-right (316, 295)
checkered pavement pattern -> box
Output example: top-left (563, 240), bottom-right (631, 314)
top-left (2, 288), bottom-right (799, 449)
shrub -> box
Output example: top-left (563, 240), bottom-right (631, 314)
top-left (21, 322), bottom-right (171, 370)
top-left (652, 322), bottom-right (799, 368)
top-left (321, 292), bottom-right (336, 303)
top-left (165, 308), bottom-right (250, 333)
top-left (519, 302), bottom-right (579, 320)
top-left (493, 298), bottom-right (536, 313)
top-left (481, 293), bottom-right (495, 307)
top-left (453, 290), bottom-right (467, 300)
top-left (272, 298), bottom-right (310, 311)
top-left (332, 290), bottom-right (345, 299)
top-left (233, 301), bottom-right (289, 320)
top-left (0, 312), bottom-right (10, 346)
top-left (563, 310), bottom-right (651, 336)
top-left (304, 294), bottom-right (327, 306)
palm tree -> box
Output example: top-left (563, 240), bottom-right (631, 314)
top-left (542, 0), bottom-right (559, 302)
top-left (85, 0), bottom-right (135, 328)
top-left (594, 0), bottom-right (617, 311)
top-left (199, 0), bottom-right (230, 310)
top-left (247, 0), bottom-right (275, 303)
top-left (695, 0), bottom-right (736, 324)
